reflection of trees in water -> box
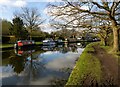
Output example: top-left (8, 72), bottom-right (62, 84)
top-left (50, 67), bottom-right (72, 86)
top-left (57, 42), bottom-right (90, 53)
top-left (9, 55), bottom-right (26, 74)
top-left (50, 77), bottom-right (67, 87)
top-left (61, 47), bottom-right (70, 53)
top-left (59, 67), bottom-right (72, 75)
top-left (69, 45), bottom-right (78, 52)
top-left (41, 42), bottom-right (90, 53)
top-left (60, 43), bottom-right (78, 53)
top-left (2, 51), bottom-right (11, 60)
top-left (8, 49), bottom-right (33, 74)
top-left (80, 42), bottom-right (91, 48)
top-left (22, 53), bottom-right (45, 81)
top-left (9, 49), bottom-right (45, 80)
top-left (2, 50), bottom-right (16, 65)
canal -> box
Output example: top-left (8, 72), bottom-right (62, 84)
top-left (1, 42), bottom-right (89, 86)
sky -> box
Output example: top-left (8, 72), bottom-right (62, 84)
top-left (0, 0), bottom-right (106, 33)
top-left (0, 0), bottom-right (62, 33)
top-left (0, 0), bottom-right (47, 20)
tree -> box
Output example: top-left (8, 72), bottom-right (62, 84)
top-left (2, 19), bottom-right (12, 35)
top-left (47, 1), bottom-right (120, 52)
top-left (10, 17), bottom-right (29, 40)
top-left (17, 7), bottom-right (45, 40)
top-left (97, 22), bottom-right (112, 46)
top-left (51, 29), bottom-right (81, 40)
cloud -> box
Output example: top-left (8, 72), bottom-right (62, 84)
top-left (80, 5), bottom-right (89, 10)
top-left (13, 0), bottom-right (27, 7)
top-left (40, 23), bottom-right (58, 33)
top-left (46, 0), bottom-right (63, 2)
top-left (0, 0), bottom-right (27, 7)
top-left (43, 7), bottom-right (48, 15)
top-left (25, 0), bottom-right (63, 2)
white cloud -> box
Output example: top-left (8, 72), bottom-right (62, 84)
top-left (0, 0), bottom-right (27, 7)
top-left (43, 8), bottom-right (48, 15)
top-left (46, 0), bottom-right (62, 2)
top-left (0, 0), bottom-right (12, 6)
top-left (80, 5), bottom-right (89, 10)
top-left (40, 23), bottom-right (58, 33)
top-left (13, 0), bottom-right (27, 7)
top-left (25, 0), bottom-right (63, 2)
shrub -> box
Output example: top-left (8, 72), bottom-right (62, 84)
top-left (9, 36), bottom-right (16, 43)
top-left (31, 36), bottom-right (45, 42)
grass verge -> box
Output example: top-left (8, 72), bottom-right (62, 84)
top-left (99, 42), bottom-right (120, 58)
top-left (35, 42), bottom-right (43, 45)
top-left (65, 42), bottom-right (102, 86)
top-left (0, 44), bottom-right (14, 49)
top-left (100, 44), bottom-right (120, 62)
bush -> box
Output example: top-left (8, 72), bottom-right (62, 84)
top-left (9, 36), bottom-right (16, 43)
top-left (31, 36), bottom-right (45, 42)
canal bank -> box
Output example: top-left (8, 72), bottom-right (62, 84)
top-left (0, 44), bottom-right (14, 50)
top-left (0, 42), bottom-right (43, 50)
top-left (66, 42), bottom-right (119, 86)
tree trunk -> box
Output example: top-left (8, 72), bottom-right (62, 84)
top-left (30, 35), bottom-right (32, 40)
top-left (101, 38), bottom-right (107, 46)
top-left (104, 38), bottom-right (107, 46)
top-left (118, 28), bottom-right (120, 51)
top-left (112, 21), bottom-right (119, 52)
top-left (29, 29), bottom-right (32, 40)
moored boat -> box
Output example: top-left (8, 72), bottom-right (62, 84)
top-left (42, 39), bottom-right (56, 45)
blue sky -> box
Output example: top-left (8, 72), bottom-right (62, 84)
top-left (0, 0), bottom-right (62, 32)
top-left (0, 1), bottom-right (48, 22)
top-left (0, 0), bottom-right (94, 32)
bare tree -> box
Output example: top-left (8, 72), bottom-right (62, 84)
top-left (47, 1), bottom-right (120, 52)
top-left (19, 7), bottom-right (45, 40)
top-left (96, 20), bottom-right (112, 46)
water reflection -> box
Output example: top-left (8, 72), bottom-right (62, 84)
top-left (41, 43), bottom-right (81, 53)
top-left (13, 48), bottom-right (46, 81)
top-left (23, 55), bottom-right (45, 82)
top-left (9, 55), bottom-right (25, 74)
top-left (14, 49), bottom-right (35, 56)
top-left (2, 42), bottom-right (90, 85)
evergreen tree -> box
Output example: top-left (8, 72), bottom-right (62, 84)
top-left (10, 17), bottom-right (29, 40)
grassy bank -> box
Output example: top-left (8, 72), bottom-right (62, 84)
top-left (35, 42), bottom-right (43, 45)
top-left (66, 42), bottom-right (120, 86)
top-left (100, 45), bottom-right (120, 60)
top-left (66, 42), bottom-right (102, 86)
top-left (0, 44), bottom-right (14, 49)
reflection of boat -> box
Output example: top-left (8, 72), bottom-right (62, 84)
top-left (77, 43), bottom-right (84, 48)
top-left (57, 45), bottom-right (63, 48)
top-left (77, 43), bottom-right (82, 47)
top-left (14, 49), bottom-right (35, 56)
top-left (14, 40), bottom-right (35, 49)
top-left (56, 39), bottom-right (63, 44)
top-left (41, 45), bottom-right (56, 51)
top-left (42, 39), bottom-right (56, 45)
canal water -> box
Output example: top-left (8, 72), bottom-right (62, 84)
top-left (1, 42), bottom-right (89, 86)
